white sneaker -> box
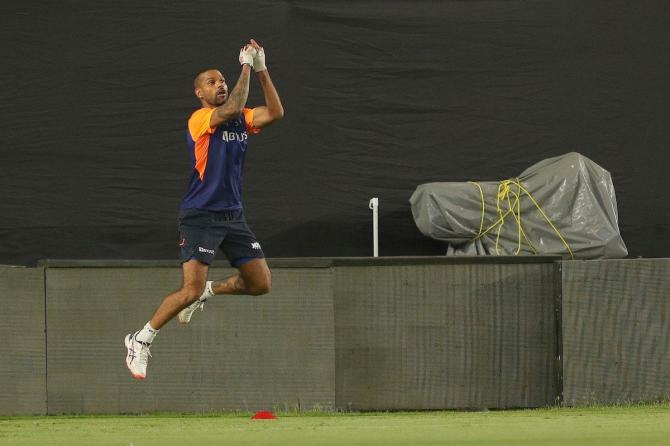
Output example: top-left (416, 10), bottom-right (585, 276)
top-left (178, 281), bottom-right (214, 324)
top-left (178, 298), bottom-right (207, 324)
top-left (124, 332), bottom-right (151, 380)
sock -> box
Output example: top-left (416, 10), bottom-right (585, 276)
top-left (201, 280), bottom-right (215, 300)
top-left (135, 321), bottom-right (159, 344)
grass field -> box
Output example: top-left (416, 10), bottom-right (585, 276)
top-left (2, 403), bottom-right (670, 446)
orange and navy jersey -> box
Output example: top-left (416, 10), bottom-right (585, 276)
top-left (180, 107), bottom-right (261, 211)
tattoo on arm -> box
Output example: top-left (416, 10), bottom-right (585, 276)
top-left (227, 69), bottom-right (251, 110)
top-left (216, 67), bottom-right (251, 121)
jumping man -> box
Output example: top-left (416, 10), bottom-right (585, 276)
top-left (124, 39), bottom-right (284, 379)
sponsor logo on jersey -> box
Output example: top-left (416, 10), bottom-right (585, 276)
top-left (221, 131), bottom-right (248, 143)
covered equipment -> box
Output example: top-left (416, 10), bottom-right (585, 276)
top-left (410, 152), bottom-right (627, 259)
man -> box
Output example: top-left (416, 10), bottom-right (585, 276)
top-left (124, 39), bottom-right (284, 379)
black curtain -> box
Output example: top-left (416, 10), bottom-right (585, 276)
top-left (2, 0), bottom-right (669, 265)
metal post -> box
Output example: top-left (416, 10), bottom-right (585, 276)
top-left (369, 197), bottom-right (379, 257)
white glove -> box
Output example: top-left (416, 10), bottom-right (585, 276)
top-left (253, 47), bottom-right (267, 72)
top-left (239, 45), bottom-right (257, 67)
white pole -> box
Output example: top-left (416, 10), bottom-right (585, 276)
top-left (369, 197), bottom-right (379, 257)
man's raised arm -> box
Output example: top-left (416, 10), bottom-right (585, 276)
top-left (249, 39), bottom-right (284, 128)
top-left (209, 45), bottom-right (256, 128)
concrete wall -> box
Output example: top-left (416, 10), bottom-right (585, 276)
top-left (0, 267), bottom-right (46, 416)
top-left (562, 259), bottom-right (670, 405)
top-left (45, 266), bottom-right (334, 414)
top-left (334, 263), bottom-right (559, 410)
top-left (2, 257), bottom-right (669, 415)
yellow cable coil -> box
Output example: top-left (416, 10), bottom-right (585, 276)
top-left (466, 178), bottom-right (574, 259)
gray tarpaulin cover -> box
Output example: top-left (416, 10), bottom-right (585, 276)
top-left (410, 153), bottom-right (627, 259)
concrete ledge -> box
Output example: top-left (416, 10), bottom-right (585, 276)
top-left (36, 256), bottom-right (562, 269)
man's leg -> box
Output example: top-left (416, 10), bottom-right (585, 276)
top-left (125, 259), bottom-right (209, 379)
top-left (179, 211), bottom-right (270, 324)
top-left (211, 258), bottom-right (272, 296)
top-left (177, 258), bottom-right (271, 324)
top-left (150, 259), bottom-right (210, 329)
top-left (214, 211), bottom-right (270, 296)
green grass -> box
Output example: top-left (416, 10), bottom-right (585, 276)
top-left (2, 403), bottom-right (670, 446)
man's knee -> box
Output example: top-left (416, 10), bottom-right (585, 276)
top-left (249, 270), bottom-right (271, 296)
top-left (180, 282), bottom-right (205, 304)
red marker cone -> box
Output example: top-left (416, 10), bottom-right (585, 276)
top-left (252, 410), bottom-right (277, 420)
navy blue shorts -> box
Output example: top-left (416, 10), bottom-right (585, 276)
top-left (177, 208), bottom-right (265, 267)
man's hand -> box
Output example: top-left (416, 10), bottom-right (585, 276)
top-left (249, 39), bottom-right (267, 73)
top-left (239, 44), bottom-right (256, 67)
top-left (244, 38), bottom-right (283, 128)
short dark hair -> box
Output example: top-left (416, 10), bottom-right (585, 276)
top-left (194, 68), bottom-right (221, 88)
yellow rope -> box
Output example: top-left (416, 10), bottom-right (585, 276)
top-left (467, 178), bottom-right (573, 259)
top-left (515, 180), bottom-right (574, 259)
top-left (467, 181), bottom-right (485, 238)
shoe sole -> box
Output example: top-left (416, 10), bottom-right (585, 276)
top-left (178, 300), bottom-right (206, 325)
top-left (178, 308), bottom-right (194, 324)
top-left (124, 335), bottom-right (146, 380)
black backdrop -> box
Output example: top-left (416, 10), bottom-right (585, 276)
top-left (2, 0), bottom-right (669, 265)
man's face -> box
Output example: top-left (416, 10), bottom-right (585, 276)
top-left (196, 70), bottom-right (228, 107)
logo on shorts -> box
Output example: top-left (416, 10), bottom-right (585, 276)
top-left (251, 242), bottom-right (261, 250)
top-left (178, 238), bottom-right (186, 247)
top-left (198, 246), bottom-right (215, 255)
